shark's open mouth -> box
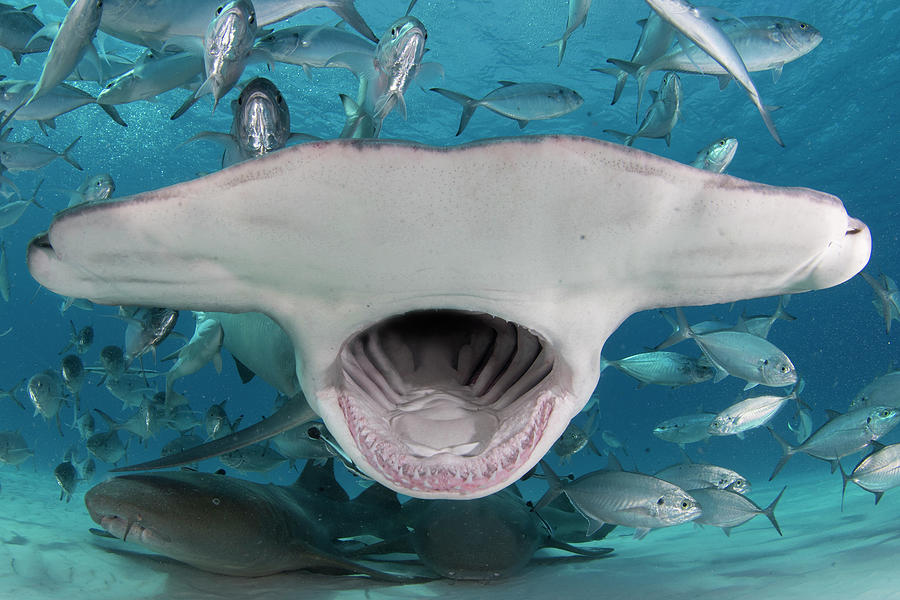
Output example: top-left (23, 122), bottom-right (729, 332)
top-left (336, 310), bottom-right (560, 495)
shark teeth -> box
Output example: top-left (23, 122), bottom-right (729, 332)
top-left (340, 393), bottom-right (553, 493)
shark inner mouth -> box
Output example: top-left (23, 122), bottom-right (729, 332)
top-left (337, 310), bottom-right (558, 494)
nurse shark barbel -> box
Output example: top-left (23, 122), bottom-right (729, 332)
top-left (27, 136), bottom-right (870, 500)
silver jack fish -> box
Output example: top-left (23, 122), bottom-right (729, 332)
top-left (431, 81), bottom-right (584, 136)
top-left (689, 137), bottom-right (738, 173)
top-left (0, 0), bottom-right (103, 130)
top-left (172, 0), bottom-right (258, 119)
top-left (536, 458), bottom-right (701, 539)
top-left (604, 71), bottom-right (681, 147)
top-left (642, 0), bottom-right (785, 146)
top-left (769, 406), bottom-right (900, 480)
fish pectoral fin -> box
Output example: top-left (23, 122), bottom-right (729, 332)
top-left (742, 381), bottom-right (759, 391)
top-left (632, 527), bottom-right (652, 540)
top-left (717, 75), bottom-right (731, 90)
top-left (413, 61), bottom-right (444, 87)
top-left (772, 63), bottom-right (784, 84)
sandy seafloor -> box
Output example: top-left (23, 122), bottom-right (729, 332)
top-left (1, 466), bottom-right (898, 600)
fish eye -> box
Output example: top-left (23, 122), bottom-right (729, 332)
top-left (248, 14), bottom-right (254, 24)
top-left (391, 27), bottom-right (397, 36)
top-left (657, 497), bottom-right (665, 505)
top-left (97, 0), bottom-right (102, 7)
top-left (881, 410), bottom-right (892, 417)
top-left (718, 139), bottom-right (726, 146)
top-left (276, 94), bottom-right (283, 104)
top-left (799, 22), bottom-right (808, 29)
top-left (216, 5), bottom-right (223, 15)
top-left (763, 359), bottom-right (769, 365)
top-left (682, 501), bottom-right (690, 509)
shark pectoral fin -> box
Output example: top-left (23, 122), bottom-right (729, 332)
top-left (543, 537), bottom-right (614, 557)
top-left (110, 397), bottom-right (317, 472)
top-left (585, 517), bottom-right (607, 536)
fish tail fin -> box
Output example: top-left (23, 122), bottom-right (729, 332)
top-left (62, 137), bottom-right (82, 171)
top-left (534, 459), bottom-right (564, 511)
top-left (632, 65), bottom-right (657, 121)
top-left (755, 99), bottom-right (784, 147)
top-left (602, 129), bottom-right (633, 146)
top-left (429, 87), bottom-right (479, 136)
top-left (774, 294), bottom-right (796, 321)
top-left (653, 310), bottom-right (684, 350)
top-left (762, 486), bottom-right (786, 535)
top-left (599, 355), bottom-right (611, 374)
top-left (606, 59), bottom-right (649, 119)
top-left (674, 307), bottom-right (695, 339)
top-left (543, 36), bottom-right (568, 66)
top-left (590, 67), bottom-right (628, 105)
top-left (93, 408), bottom-right (119, 429)
top-left (339, 93), bottom-right (360, 118)
top-left (0, 97), bottom-right (27, 130)
top-left (767, 426), bottom-right (796, 480)
top-left (327, 0), bottom-right (378, 42)
top-left (4, 379), bottom-right (24, 410)
top-left (29, 178), bottom-right (44, 209)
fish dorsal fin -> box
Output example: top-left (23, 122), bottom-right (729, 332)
top-left (295, 458), bottom-right (349, 503)
top-left (607, 454), bottom-right (624, 471)
top-left (507, 483), bottom-right (524, 498)
top-left (824, 409), bottom-right (842, 422)
top-left (497, 80), bottom-right (517, 87)
top-left (636, 18), bottom-right (647, 27)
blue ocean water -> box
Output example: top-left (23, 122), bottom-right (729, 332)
top-left (0, 0), bottom-right (898, 595)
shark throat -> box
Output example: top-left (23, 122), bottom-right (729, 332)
top-left (333, 310), bottom-right (561, 495)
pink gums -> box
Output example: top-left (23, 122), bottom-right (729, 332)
top-left (339, 395), bottom-right (554, 493)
